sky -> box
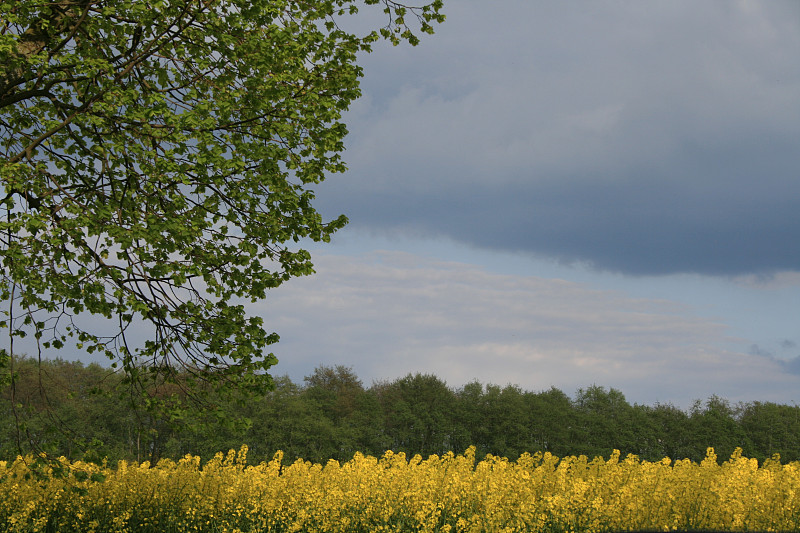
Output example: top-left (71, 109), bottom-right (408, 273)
top-left (23, 1), bottom-right (800, 410)
top-left (255, 0), bottom-right (800, 409)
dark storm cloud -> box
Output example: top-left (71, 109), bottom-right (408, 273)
top-left (321, 136), bottom-right (800, 275)
top-left (316, 1), bottom-right (800, 277)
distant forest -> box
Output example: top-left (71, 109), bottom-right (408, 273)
top-left (3, 358), bottom-right (799, 465)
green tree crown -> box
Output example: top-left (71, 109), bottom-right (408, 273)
top-left (0, 0), bottom-right (443, 453)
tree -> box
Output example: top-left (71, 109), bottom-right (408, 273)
top-left (453, 381), bottom-right (485, 453)
top-left (641, 402), bottom-right (692, 461)
top-left (0, 356), bottom-right (131, 460)
top-left (739, 401), bottom-right (800, 463)
top-left (482, 384), bottom-right (531, 459)
top-left (372, 373), bottom-right (456, 456)
top-left (0, 0), bottom-right (444, 455)
top-left (572, 385), bottom-right (638, 458)
top-left (302, 365), bottom-right (383, 458)
top-left (686, 395), bottom-right (753, 462)
top-left (304, 365), bottom-right (364, 424)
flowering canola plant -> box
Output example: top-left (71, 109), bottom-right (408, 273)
top-left (1, 446), bottom-right (799, 532)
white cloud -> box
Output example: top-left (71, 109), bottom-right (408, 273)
top-left (255, 251), bottom-right (799, 408)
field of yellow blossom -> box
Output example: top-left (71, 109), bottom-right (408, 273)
top-left (1, 446), bottom-right (798, 533)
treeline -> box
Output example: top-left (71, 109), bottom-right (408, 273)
top-left (2, 358), bottom-right (799, 465)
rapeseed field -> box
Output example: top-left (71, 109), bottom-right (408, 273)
top-left (1, 446), bottom-right (798, 532)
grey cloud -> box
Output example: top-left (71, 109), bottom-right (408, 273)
top-left (750, 343), bottom-right (800, 376)
top-left (780, 357), bottom-right (800, 375)
top-left (750, 344), bottom-right (774, 358)
top-left (317, 1), bottom-right (800, 277)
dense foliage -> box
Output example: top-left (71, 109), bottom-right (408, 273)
top-left (3, 444), bottom-right (800, 532)
top-left (0, 0), bottom-right (443, 448)
top-left (2, 358), bottom-right (799, 465)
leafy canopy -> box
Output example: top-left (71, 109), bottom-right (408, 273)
top-left (0, 0), bottom-right (444, 429)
